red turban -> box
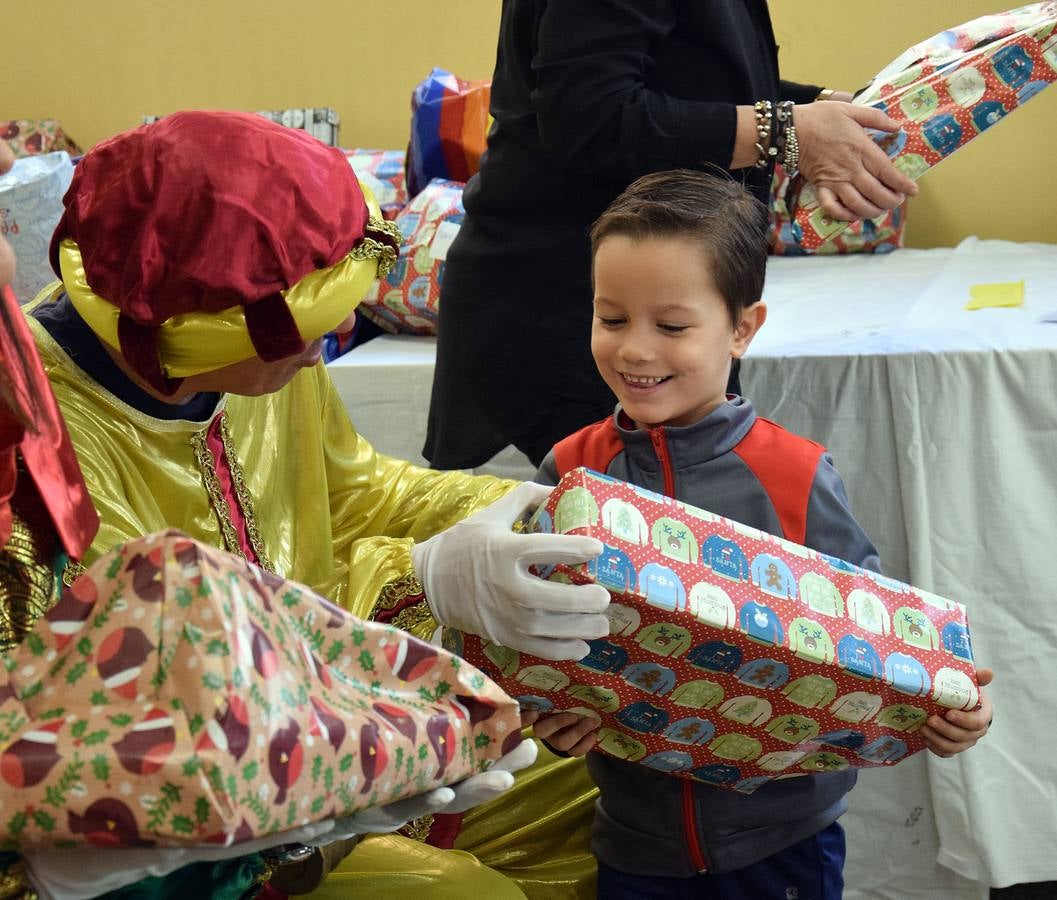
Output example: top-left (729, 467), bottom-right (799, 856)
top-left (50, 110), bottom-right (388, 394)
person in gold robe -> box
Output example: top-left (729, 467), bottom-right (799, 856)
top-left (0, 129), bottom-right (548, 900)
top-left (26, 111), bottom-right (607, 898)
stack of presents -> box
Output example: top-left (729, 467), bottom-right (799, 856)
top-left (5, 2), bottom-right (1054, 341)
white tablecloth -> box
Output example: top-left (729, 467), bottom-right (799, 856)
top-left (329, 237), bottom-right (1057, 895)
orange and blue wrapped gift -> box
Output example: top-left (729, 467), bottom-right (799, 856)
top-left (407, 68), bottom-right (491, 197)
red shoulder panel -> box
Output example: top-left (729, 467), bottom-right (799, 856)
top-left (732, 417), bottom-right (825, 545)
top-left (553, 419), bottom-right (624, 478)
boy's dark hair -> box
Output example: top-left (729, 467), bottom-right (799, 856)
top-left (590, 169), bottom-right (769, 323)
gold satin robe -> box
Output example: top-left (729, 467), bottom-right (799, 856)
top-left (27, 298), bottom-right (598, 899)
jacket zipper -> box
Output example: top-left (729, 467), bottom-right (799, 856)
top-left (648, 428), bottom-right (676, 499)
top-left (681, 781), bottom-right (709, 873)
top-left (649, 428), bottom-right (710, 872)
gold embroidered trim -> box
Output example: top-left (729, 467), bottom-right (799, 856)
top-left (61, 560), bottom-right (86, 588)
top-left (191, 425), bottom-right (244, 563)
top-left (0, 857), bottom-right (36, 899)
top-left (388, 600), bottom-right (434, 635)
top-left (190, 415), bottom-right (274, 573)
top-left (373, 572), bottom-right (424, 616)
top-left (350, 217), bottom-right (402, 280)
top-left (0, 474), bottom-right (62, 652)
top-left (216, 416), bottom-right (274, 573)
top-left (399, 813), bottom-right (434, 844)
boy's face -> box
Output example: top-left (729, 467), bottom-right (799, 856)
top-left (591, 235), bottom-right (764, 430)
top-left (0, 142), bottom-right (15, 288)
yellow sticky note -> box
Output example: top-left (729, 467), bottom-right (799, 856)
top-left (965, 280), bottom-right (1024, 311)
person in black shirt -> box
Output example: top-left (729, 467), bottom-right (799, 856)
top-left (424, 0), bottom-right (916, 469)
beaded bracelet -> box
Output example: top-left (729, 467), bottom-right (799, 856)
top-left (782, 119), bottom-right (801, 173)
top-left (752, 100), bottom-right (774, 169)
top-left (773, 100), bottom-right (800, 174)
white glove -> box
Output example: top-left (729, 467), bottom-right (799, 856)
top-left (24, 820), bottom-right (337, 900)
top-left (411, 482), bottom-right (610, 660)
top-left (320, 784), bottom-right (457, 838)
top-left (322, 738), bottom-right (539, 841)
top-left (440, 733), bottom-right (538, 813)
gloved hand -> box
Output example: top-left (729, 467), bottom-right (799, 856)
top-left (323, 738), bottom-right (539, 839)
top-left (411, 482), bottom-right (610, 660)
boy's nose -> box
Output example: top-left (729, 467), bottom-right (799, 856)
top-left (618, 335), bottom-right (654, 363)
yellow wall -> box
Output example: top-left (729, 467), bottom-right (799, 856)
top-left (4, 0), bottom-right (1054, 247)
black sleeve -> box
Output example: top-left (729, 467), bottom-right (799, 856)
top-left (779, 79), bottom-right (823, 104)
top-left (529, 0), bottom-right (739, 178)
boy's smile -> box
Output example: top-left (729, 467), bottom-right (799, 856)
top-left (591, 235), bottom-right (765, 430)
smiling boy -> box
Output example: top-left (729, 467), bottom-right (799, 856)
top-left (530, 170), bottom-right (994, 899)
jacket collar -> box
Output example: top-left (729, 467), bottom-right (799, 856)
top-left (611, 396), bottom-right (757, 472)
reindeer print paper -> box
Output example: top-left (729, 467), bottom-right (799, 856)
top-left (0, 531), bottom-right (520, 849)
top-left (447, 468), bottom-right (979, 794)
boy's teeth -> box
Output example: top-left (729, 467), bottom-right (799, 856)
top-left (624, 374), bottom-right (665, 385)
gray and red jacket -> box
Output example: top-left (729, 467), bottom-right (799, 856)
top-left (536, 396), bottom-right (881, 877)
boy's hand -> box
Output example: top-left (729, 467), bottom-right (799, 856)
top-left (533, 712), bottom-right (601, 757)
top-left (922, 668), bottom-right (994, 758)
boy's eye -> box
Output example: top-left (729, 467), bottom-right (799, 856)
top-left (658, 323), bottom-right (689, 334)
top-left (597, 317), bottom-right (625, 327)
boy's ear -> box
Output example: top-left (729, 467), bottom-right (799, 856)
top-left (731, 301), bottom-right (767, 359)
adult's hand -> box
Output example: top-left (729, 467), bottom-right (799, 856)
top-left (794, 101), bottom-right (918, 221)
top-left (412, 482), bottom-right (610, 660)
top-left (23, 820), bottom-right (338, 900)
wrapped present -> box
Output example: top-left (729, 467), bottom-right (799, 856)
top-left (144, 108), bottom-right (340, 148)
top-left (0, 152), bottom-right (74, 303)
top-left (254, 107), bottom-right (340, 148)
top-left (0, 531), bottom-right (521, 849)
top-left (322, 327), bottom-right (358, 363)
top-left (769, 163), bottom-right (904, 256)
top-left (791, 1), bottom-right (1057, 250)
top-left (358, 178), bottom-right (464, 335)
top-left (344, 149), bottom-right (409, 221)
top-left (446, 468), bottom-right (979, 794)
top-left (406, 68), bottom-right (490, 197)
top-left (1, 120), bottom-right (83, 159)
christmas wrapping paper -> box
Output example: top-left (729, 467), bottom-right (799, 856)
top-left (144, 108), bottom-right (340, 148)
top-left (254, 108), bottom-right (340, 148)
top-left (1, 120), bottom-right (83, 159)
top-left (446, 468), bottom-right (979, 794)
top-left (407, 68), bottom-right (490, 197)
top-left (769, 163), bottom-right (904, 256)
top-left (358, 178), bottom-right (464, 335)
top-left (791, 1), bottom-right (1057, 250)
top-left (344, 149), bottom-right (409, 222)
top-left (0, 531), bottom-right (520, 850)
